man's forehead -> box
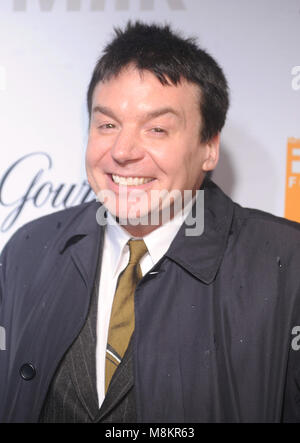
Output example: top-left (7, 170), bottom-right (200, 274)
top-left (93, 70), bottom-right (200, 114)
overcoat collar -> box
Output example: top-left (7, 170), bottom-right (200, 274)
top-left (165, 178), bottom-right (235, 284)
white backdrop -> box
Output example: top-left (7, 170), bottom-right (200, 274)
top-left (0, 0), bottom-right (299, 251)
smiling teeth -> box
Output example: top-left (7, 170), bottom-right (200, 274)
top-left (112, 175), bottom-right (154, 186)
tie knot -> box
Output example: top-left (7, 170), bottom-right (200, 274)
top-left (127, 239), bottom-right (148, 265)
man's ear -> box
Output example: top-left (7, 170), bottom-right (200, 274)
top-left (202, 133), bottom-right (220, 172)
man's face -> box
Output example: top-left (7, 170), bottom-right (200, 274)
top-left (86, 65), bottom-right (219, 235)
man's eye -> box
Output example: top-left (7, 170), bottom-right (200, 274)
top-left (152, 127), bottom-right (165, 133)
top-left (98, 123), bottom-right (115, 129)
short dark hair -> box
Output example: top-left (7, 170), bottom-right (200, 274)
top-left (87, 21), bottom-right (229, 142)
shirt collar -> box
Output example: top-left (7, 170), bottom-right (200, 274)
top-left (105, 194), bottom-right (196, 277)
top-left (105, 211), bottom-right (132, 278)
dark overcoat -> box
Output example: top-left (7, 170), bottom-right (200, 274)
top-left (1, 179), bottom-right (300, 422)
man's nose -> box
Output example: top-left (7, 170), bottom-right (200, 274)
top-left (110, 129), bottom-right (144, 164)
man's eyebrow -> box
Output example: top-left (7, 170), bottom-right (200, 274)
top-left (92, 105), bottom-right (181, 122)
top-left (92, 106), bottom-right (120, 123)
top-left (145, 107), bottom-right (181, 120)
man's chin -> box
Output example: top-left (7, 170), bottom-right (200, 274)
top-left (111, 210), bottom-right (154, 227)
top-left (100, 189), bottom-right (186, 228)
top-left (110, 204), bottom-right (176, 228)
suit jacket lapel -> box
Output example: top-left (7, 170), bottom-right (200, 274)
top-left (95, 336), bottom-right (135, 422)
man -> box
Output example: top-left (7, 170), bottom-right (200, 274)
top-left (0, 21), bottom-right (300, 423)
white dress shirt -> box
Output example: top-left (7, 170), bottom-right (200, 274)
top-left (96, 198), bottom-right (195, 407)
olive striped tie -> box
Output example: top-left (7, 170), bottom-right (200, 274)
top-left (105, 239), bottom-right (148, 393)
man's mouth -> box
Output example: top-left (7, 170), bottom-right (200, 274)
top-left (111, 174), bottom-right (155, 186)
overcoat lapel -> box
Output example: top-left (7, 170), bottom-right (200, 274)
top-left (58, 203), bottom-right (105, 420)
